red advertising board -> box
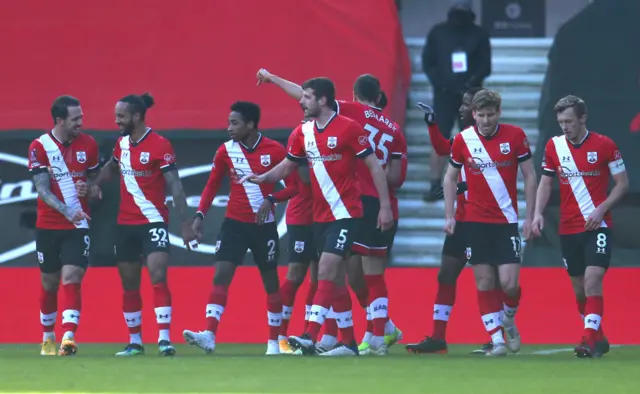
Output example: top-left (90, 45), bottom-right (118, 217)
top-left (1, 267), bottom-right (637, 344)
top-left (0, 0), bottom-right (410, 131)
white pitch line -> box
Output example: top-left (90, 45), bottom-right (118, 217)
top-left (532, 345), bottom-right (621, 355)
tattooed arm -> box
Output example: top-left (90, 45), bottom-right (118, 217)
top-left (163, 168), bottom-right (197, 246)
top-left (33, 172), bottom-right (87, 224)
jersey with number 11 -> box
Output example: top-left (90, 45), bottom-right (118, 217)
top-left (335, 100), bottom-right (404, 199)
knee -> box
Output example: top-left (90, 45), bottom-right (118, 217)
top-left (474, 272), bottom-right (495, 291)
top-left (286, 265), bottom-right (306, 287)
top-left (41, 274), bottom-right (60, 292)
top-left (260, 267), bottom-right (280, 294)
top-left (583, 274), bottom-right (603, 297)
top-left (318, 262), bottom-right (339, 282)
top-left (213, 262), bottom-right (235, 287)
top-left (438, 266), bottom-right (460, 285)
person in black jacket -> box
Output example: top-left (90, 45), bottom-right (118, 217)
top-left (422, 0), bottom-right (491, 201)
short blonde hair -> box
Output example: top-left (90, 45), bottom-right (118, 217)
top-left (554, 95), bottom-right (587, 117)
top-left (471, 89), bottom-right (502, 111)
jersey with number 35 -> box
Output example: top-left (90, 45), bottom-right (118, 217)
top-left (335, 100), bottom-right (404, 199)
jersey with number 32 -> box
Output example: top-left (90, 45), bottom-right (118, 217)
top-left (335, 100), bottom-right (404, 199)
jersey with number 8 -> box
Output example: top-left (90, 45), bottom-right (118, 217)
top-left (335, 100), bottom-right (404, 199)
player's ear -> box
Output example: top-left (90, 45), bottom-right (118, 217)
top-left (247, 120), bottom-right (256, 130)
top-left (580, 113), bottom-right (587, 125)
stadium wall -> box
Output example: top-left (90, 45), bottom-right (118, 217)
top-left (0, 267), bottom-right (638, 344)
top-left (0, 0), bottom-right (410, 131)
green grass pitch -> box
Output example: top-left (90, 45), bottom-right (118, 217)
top-left (0, 344), bottom-right (637, 393)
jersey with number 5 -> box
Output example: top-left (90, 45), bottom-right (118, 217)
top-left (335, 100), bottom-right (403, 199)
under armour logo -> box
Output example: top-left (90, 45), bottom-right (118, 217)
top-left (434, 309), bottom-right (439, 314)
top-left (52, 155), bottom-right (61, 161)
top-left (587, 319), bottom-right (598, 324)
top-left (206, 309), bottom-right (221, 316)
top-left (484, 319), bottom-right (494, 326)
top-left (596, 247), bottom-right (605, 254)
top-left (310, 311), bottom-right (319, 316)
top-left (234, 157), bottom-right (245, 163)
top-left (562, 156), bottom-right (571, 162)
top-left (473, 148), bottom-right (482, 154)
top-left (157, 314), bottom-right (170, 319)
top-left (126, 318), bottom-right (138, 323)
top-left (269, 319), bottom-right (281, 324)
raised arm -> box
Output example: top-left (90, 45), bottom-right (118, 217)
top-left (256, 69), bottom-right (303, 101)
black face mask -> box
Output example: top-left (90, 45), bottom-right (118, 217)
top-left (449, 9), bottom-right (474, 27)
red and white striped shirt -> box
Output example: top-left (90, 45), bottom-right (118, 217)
top-left (28, 131), bottom-right (99, 230)
top-left (113, 128), bottom-right (176, 225)
top-left (450, 124), bottom-right (531, 224)
top-left (542, 131), bottom-right (625, 234)
top-left (287, 115), bottom-right (373, 223)
top-left (197, 135), bottom-right (286, 223)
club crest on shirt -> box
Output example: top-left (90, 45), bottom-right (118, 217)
top-left (260, 154), bottom-right (271, 167)
top-left (76, 151), bottom-right (86, 163)
top-left (140, 152), bottom-right (150, 164)
top-left (294, 241), bottom-right (305, 253)
top-left (499, 143), bottom-right (511, 155)
top-left (587, 151), bottom-right (598, 164)
top-left (465, 247), bottom-right (472, 260)
top-left (327, 136), bottom-right (337, 149)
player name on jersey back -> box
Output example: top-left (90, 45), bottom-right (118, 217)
top-left (450, 124), bottom-right (532, 224)
top-left (113, 128), bottom-right (176, 225)
top-left (335, 100), bottom-right (406, 201)
top-left (28, 131), bottom-right (99, 230)
top-left (542, 131), bottom-right (625, 234)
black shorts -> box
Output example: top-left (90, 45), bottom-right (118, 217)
top-left (466, 222), bottom-right (521, 265)
top-left (36, 229), bottom-right (90, 274)
top-left (115, 223), bottom-right (170, 262)
top-left (385, 221), bottom-right (399, 255)
top-left (560, 228), bottom-right (612, 277)
top-left (214, 218), bottom-right (279, 269)
top-left (287, 224), bottom-right (317, 264)
top-left (314, 218), bottom-right (362, 258)
top-left (442, 221), bottom-right (470, 261)
top-left (352, 196), bottom-right (396, 257)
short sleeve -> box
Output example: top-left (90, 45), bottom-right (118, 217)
top-left (605, 138), bottom-right (626, 175)
top-left (158, 139), bottom-right (177, 173)
top-left (449, 134), bottom-right (464, 168)
top-left (28, 140), bottom-right (49, 174)
top-left (348, 122), bottom-right (373, 159)
top-left (286, 126), bottom-right (306, 163)
top-left (390, 130), bottom-right (407, 160)
top-left (542, 139), bottom-right (556, 177)
top-left (112, 140), bottom-right (122, 163)
top-left (87, 137), bottom-right (100, 172)
top-left (515, 128), bottom-right (533, 162)
top-left (335, 100), bottom-right (359, 117)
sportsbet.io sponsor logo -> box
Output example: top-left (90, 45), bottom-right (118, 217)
top-left (165, 164), bottom-right (287, 254)
top-left (467, 156), bottom-right (513, 175)
top-left (558, 167), bottom-right (601, 185)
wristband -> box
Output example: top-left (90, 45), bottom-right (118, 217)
top-left (266, 195), bottom-right (276, 204)
top-left (194, 211), bottom-right (205, 220)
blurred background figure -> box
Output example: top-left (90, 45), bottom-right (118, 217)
top-left (421, 0), bottom-right (491, 201)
